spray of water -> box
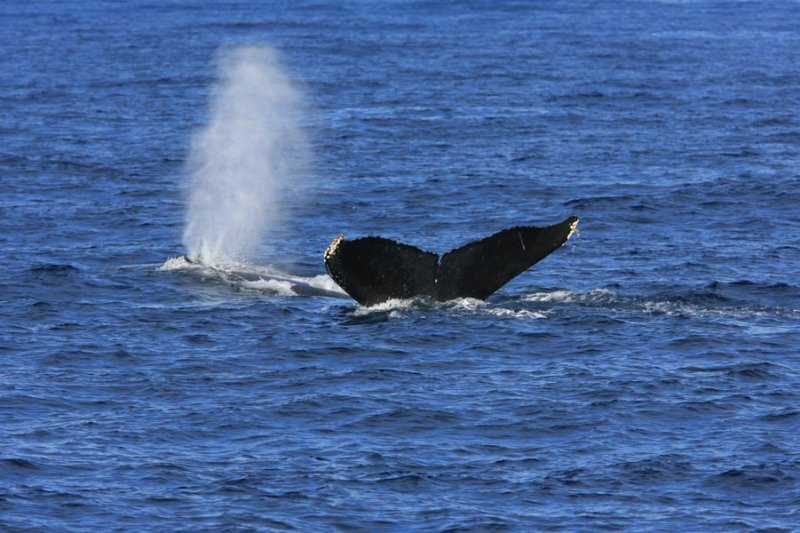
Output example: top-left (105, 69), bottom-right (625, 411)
top-left (183, 46), bottom-right (308, 265)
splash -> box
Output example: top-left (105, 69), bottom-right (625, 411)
top-left (158, 255), bottom-right (195, 271)
top-left (183, 46), bottom-right (308, 265)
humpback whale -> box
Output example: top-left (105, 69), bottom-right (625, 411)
top-left (324, 216), bottom-right (579, 306)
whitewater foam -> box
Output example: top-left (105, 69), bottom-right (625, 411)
top-left (158, 256), bottom-right (196, 271)
top-left (240, 278), bottom-right (297, 296)
top-left (523, 288), bottom-right (616, 303)
top-left (446, 298), bottom-right (548, 319)
top-left (306, 274), bottom-right (347, 295)
top-left (522, 287), bottom-right (781, 320)
top-left (352, 298), bottom-right (417, 315)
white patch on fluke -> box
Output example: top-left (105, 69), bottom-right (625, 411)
top-left (566, 217), bottom-right (580, 240)
top-left (183, 46), bottom-right (309, 266)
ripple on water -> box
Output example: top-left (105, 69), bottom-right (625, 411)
top-left (2, 0), bottom-right (800, 531)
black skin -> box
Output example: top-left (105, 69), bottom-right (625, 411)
top-left (324, 216), bottom-right (579, 306)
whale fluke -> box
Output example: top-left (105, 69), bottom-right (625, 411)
top-left (324, 216), bottom-right (579, 306)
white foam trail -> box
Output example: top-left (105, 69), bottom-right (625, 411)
top-left (447, 298), bottom-right (548, 319)
top-left (485, 308), bottom-right (548, 319)
top-left (522, 288), bottom-right (615, 303)
top-left (447, 297), bottom-right (488, 310)
top-left (240, 278), bottom-right (297, 296)
top-left (306, 274), bottom-right (347, 295)
top-left (352, 298), bottom-right (417, 315)
top-left (183, 46), bottom-right (308, 266)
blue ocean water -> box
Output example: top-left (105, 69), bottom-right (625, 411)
top-left (2, 0), bottom-right (800, 531)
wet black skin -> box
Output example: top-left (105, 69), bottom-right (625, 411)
top-left (324, 216), bottom-right (579, 306)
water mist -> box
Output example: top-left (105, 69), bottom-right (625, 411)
top-left (183, 46), bottom-right (308, 265)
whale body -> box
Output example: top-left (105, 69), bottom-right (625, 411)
top-left (324, 216), bottom-right (579, 306)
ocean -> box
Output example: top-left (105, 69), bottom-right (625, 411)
top-left (2, 1), bottom-right (799, 531)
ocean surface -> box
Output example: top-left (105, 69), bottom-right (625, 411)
top-left (2, 1), bottom-right (800, 531)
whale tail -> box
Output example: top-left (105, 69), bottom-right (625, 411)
top-left (324, 216), bottom-right (579, 306)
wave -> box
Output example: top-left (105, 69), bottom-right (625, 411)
top-left (163, 257), bottom-right (552, 321)
top-left (341, 296), bottom-right (549, 324)
top-left (28, 263), bottom-right (80, 273)
top-left (161, 257), bottom-right (797, 324)
top-left (521, 285), bottom-right (798, 319)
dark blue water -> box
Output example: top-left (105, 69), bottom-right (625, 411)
top-left (3, 1), bottom-right (800, 531)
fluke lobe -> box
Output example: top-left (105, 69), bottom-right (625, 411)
top-left (324, 216), bottom-right (579, 306)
